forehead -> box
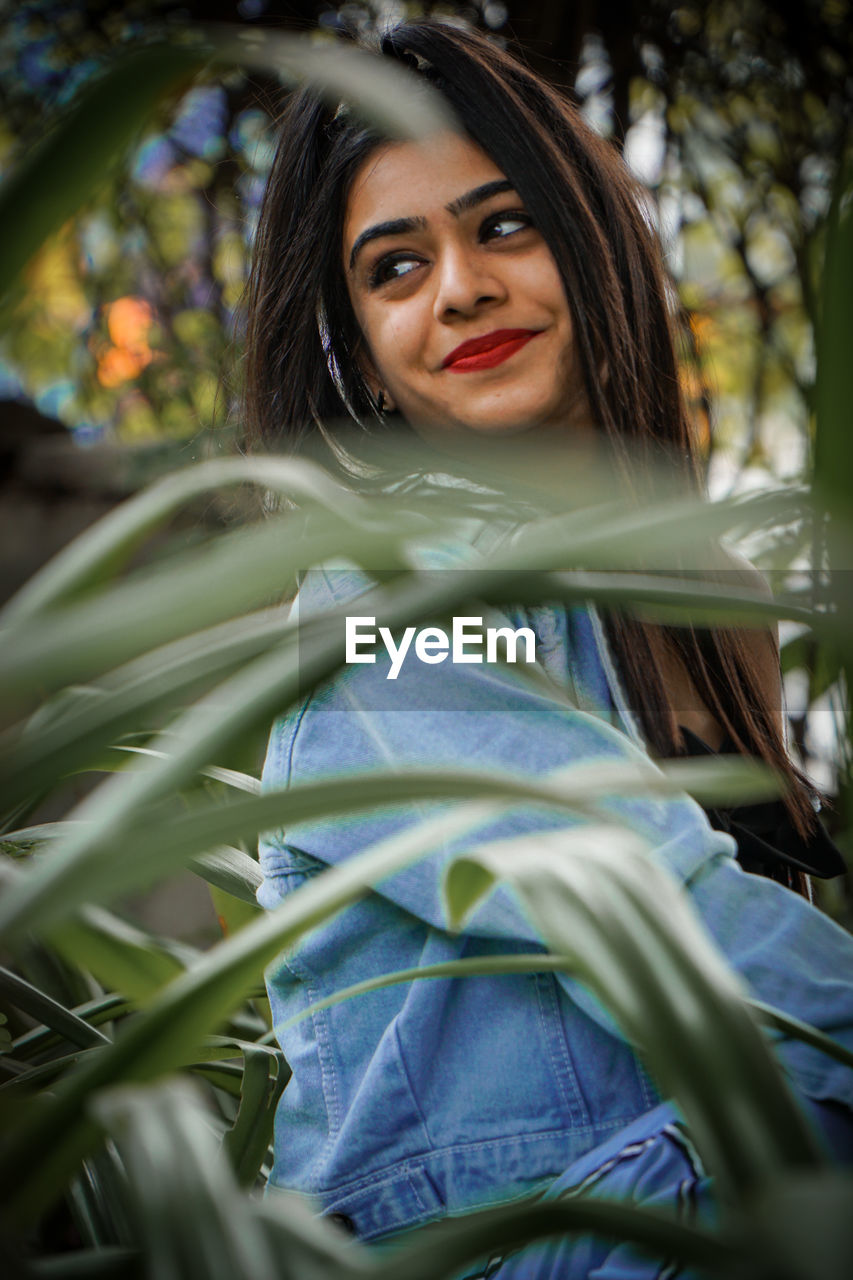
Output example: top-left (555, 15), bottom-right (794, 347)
top-left (343, 131), bottom-right (506, 245)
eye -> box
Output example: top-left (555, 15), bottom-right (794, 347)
top-left (480, 210), bottom-right (533, 242)
top-left (367, 252), bottom-right (424, 289)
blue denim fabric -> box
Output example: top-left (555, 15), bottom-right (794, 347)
top-left (258, 563), bottom-right (853, 1254)
top-left (447, 1101), bottom-right (715, 1280)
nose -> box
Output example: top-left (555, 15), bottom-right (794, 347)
top-left (433, 242), bottom-right (507, 321)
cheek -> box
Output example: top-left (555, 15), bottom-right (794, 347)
top-left (363, 309), bottom-right (424, 389)
top-left (530, 257), bottom-right (571, 321)
top-left (505, 242), bottom-right (570, 318)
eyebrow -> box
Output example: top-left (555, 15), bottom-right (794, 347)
top-left (446, 178), bottom-right (513, 217)
top-left (348, 179), bottom-right (516, 272)
top-left (349, 217), bottom-right (427, 272)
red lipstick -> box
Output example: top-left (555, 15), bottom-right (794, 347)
top-left (442, 329), bottom-right (541, 372)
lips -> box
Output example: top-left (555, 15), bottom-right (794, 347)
top-left (442, 329), bottom-right (542, 372)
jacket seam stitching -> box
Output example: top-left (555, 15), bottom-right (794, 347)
top-left (535, 972), bottom-right (587, 1127)
top-left (392, 1022), bottom-right (434, 1150)
top-left (308, 987), bottom-right (342, 1181)
top-left (312, 1122), bottom-right (640, 1199)
top-left (285, 693), bottom-right (315, 785)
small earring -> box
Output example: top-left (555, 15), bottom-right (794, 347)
top-left (376, 390), bottom-right (386, 417)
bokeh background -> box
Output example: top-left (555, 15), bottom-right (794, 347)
top-left (4, 1), bottom-right (850, 468)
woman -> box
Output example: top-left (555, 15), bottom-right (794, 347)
top-left (246, 20), bottom-right (852, 1276)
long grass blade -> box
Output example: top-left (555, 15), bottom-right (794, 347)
top-left (221, 1044), bottom-right (288, 1188)
top-left (0, 802), bottom-right (505, 1221)
top-left (12, 994), bottom-right (129, 1060)
top-left (0, 607), bottom-right (290, 815)
top-left (444, 827), bottom-right (823, 1198)
top-left (366, 1195), bottom-right (744, 1280)
top-left (211, 25), bottom-right (458, 142)
top-left (0, 481), bottom-right (824, 712)
top-left (0, 862), bottom-right (190, 1001)
top-left (1, 456), bottom-right (371, 624)
top-left (50, 908), bottom-right (193, 1003)
top-left (0, 749), bottom-right (778, 943)
top-left (266, 956), bottom-right (853, 1076)
top-left (0, 966), bottom-right (109, 1049)
top-left (189, 847), bottom-right (263, 905)
top-left (92, 1080), bottom-right (280, 1280)
top-left (29, 1246), bottom-right (141, 1278)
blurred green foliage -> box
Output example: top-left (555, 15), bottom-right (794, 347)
top-left (2, 445), bottom-right (853, 1277)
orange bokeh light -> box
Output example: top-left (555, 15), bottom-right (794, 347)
top-left (97, 296), bottom-right (157, 387)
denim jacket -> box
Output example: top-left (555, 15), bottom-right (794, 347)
top-left (258, 561), bottom-right (853, 1243)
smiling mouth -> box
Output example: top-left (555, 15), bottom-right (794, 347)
top-left (442, 329), bottom-right (543, 372)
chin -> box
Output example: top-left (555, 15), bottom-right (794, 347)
top-left (421, 417), bottom-right (543, 442)
top-left (463, 425), bottom-right (544, 441)
top-left (435, 396), bottom-right (545, 434)
top-left (404, 394), bottom-right (573, 446)
top-left (457, 407), bottom-right (563, 436)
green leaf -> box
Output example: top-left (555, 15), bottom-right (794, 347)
top-left (0, 966), bottom-right (109, 1050)
top-left (211, 25), bottom-right (459, 142)
top-left (0, 481), bottom-right (823, 716)
top-left (503, 483), bottom-right (808, 576)
top-left (444, 825), bottom-right (822, 1199)
top-left (270, 952), bottom-right (572, 1034)
top-left (747, 1172), bottom-right (853, 1280)
top-left (110, 748), bottom-right (262, 796)
top-left (222, 1044), bottom-right (289, 1188)
top-left (362, 1195), bottom-right (745, 1280)
top-left (0, 607), bottom-right (289, 816)
top-left (30, 1247), bottom-right (141, 1278)
top-left (0, 1046), bottom-right (96, 1093)
top-left (0, 517), bottom-right (324, 708)
top-left (49, 907), bottom-right (192, 1003)
top-left (0, 561), bottom-right (798, 822)
top-left (66, 1144), bottom-right (133, 1249)
top-left (0, 456), bottom-right (371, 624)
top-left (254, 1187), bottom-right (374, 1279)
top-left (0, 802), bottom-right (501, 1221)
top-left (12, 994), bottom-right (129, 1060)
top-left (750, 1001), bottom-right (853, 1073)
top-left (92, 1080), bottom-right (281, 1280)
top-left (186, 1061), bottom-right (244, 1098)
top-left (207, 884), bottom-right (262, 940)
top-left (189, 847), bottom-right (263, 906)
top-left (269, 955), bottom-right (853, 1072)
top-left (0, 862), bottom-right (190, 1002)
top-left (0, 749), bottom-right (779, 943)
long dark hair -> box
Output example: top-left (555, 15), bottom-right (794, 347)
top-left (243, 19), bottom-right (815, 847)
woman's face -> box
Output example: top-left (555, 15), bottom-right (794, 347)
top-left (342, 132), bottom-right (591, 440)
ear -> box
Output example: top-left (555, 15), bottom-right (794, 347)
top-left (375, 385), bottom-right (396, 413)
top-left (357, 343), bottom-right (397, 413)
